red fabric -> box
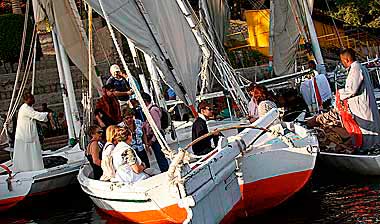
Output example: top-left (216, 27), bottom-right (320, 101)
top-left (96, 95), bottom-right (121, 123)
top-left (335, 91), bottom-right (362, 148)
top-left (312, 77), bottom-right (323, 110)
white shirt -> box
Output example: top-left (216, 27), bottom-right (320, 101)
top-left (112, 141), bottom-right (147, 184)
top-left (248, 97), bottom-right (258, 119)
top-left (300, 72), bottom-right (332, 106)
top-left (15, 103), bottom-right (48, 142)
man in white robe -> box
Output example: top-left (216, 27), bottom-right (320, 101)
top-left (339, 48), bottom-right (380, 150)
top-left (13, 93), bottom-right (49, 172)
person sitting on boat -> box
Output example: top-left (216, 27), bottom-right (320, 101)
top-left (112, 128), bottom-right (148, 184)
top-left (12, 93), bottom-right (50, 172)
top-left (192, 101), bottom-right (220, 156)
top-left (308, 48), bottom-right (380, 152)
top-left (107, 64), bottom-right (134, 108)
top-left (118, 107), bottom-right (150, 168)
top-left (141, 92), bottom-right (169, 172)
top-left (100, 125), bottom-right (119, 181)
top-left (86, 125), bottom-right (104, 180)
top-left (300, 60), bottom-right (332, 112)
top-left (251, 84), bottom-right (278, 118)
top-left (95, 83), bottom-right (122, 129)
top-left (247, 83), bottom-right (259, 123)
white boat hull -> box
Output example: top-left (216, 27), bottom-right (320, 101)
top-left (168, 110), bottom-right (318, 216)
top-left (0, 144), bottom-right (85, 211)
top-left (78, 139), bottom-right (244, 224)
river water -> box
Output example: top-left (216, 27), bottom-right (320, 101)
top-left (2, 164), bottom-right (380, 224)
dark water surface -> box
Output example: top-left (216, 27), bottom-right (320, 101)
top-left (2, 164), bottom-right (380, 224)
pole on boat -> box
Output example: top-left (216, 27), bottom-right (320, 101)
top-left (31, 33), bottom-right (37, 94)
top-left (268, 0), bottom-right (274, 77)
top-left (144, 53), bottom-right (166, 108)
top-left (57, 39), bottom-right (81, 139)
top-left (97, 0), bottom-right (173, 157)
top-left (87, 5), bottom-right (94, 129)
top-left (52, 30), bottom-right (76, 143)
top-left (53, 12), bottom-right (81, 139)
top-left (302, 0), bottom-right (324, 67)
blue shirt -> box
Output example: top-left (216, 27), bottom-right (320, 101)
top-left (106, 76), bottom-right (130, 101)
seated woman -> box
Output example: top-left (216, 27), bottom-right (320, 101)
top-left (252, 84), bottom-right (278, 118)
top-left (118, 108), bottom-right (150, 168)
top-left (86, 125), bottom-right (104, 179)
top-left (100, 125), bottom-right (119, 181)
top-left (112, 128), bottom-right (148, 184)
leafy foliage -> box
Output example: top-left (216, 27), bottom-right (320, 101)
top-left (317, 0), bottom-right (380, 28)
top-left (0, 13), bottom-right (32, 70)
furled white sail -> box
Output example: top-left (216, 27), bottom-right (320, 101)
top-left (199, 0), bottom-right (230, 49)
top-left (272, 0), bottom-right (308, 76)
top-left (86, 0), bottom-right (202, 106)
top-left (32, 0), bottom-right (103, 94)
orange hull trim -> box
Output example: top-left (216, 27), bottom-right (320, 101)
top-left (233, 169), bottom-right (313, 217)
top-left (0, 196), bottom-right (25, 212)
top-left (99, 204), bottom-right (188, 224)
top-left (98, 170), bottom-right (313, 223)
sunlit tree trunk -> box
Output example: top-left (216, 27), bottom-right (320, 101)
top-left (11, 0), bottom-right (22, 15)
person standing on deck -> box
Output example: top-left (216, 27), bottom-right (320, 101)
top-left (141, 92), bottom-right (169, 172)
top-left (192, 101), bottom-right (220, 156)
top-left (12, 93), bottom-right (50, 172)
top-left (107, 64), bottom-right (134, 108)
top-left (338, 48), bottom-right (380, 150)
top-left (309, 48), bottom-right (380, 151)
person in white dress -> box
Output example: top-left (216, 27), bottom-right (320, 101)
top-left (100, 125), bottom-right (119, 181)
top-left (12, 93), bottom-right (50, 172)
top-left (112, 128), bottom-right (147, 184)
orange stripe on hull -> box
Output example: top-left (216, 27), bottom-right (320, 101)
top-left (99, 204), bottom-right (187, 224)
top-left (0, 196), bottom-right (25, 212)
top-left (232, 169), bottom-right (313, 217)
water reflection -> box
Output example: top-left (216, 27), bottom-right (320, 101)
top-left (3, 165), bottom-right (380, 224)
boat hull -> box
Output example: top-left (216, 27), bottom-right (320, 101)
top-left (0, 144), bottom-right (85, 212)
top-left (79, 139), bottom-right (243, 224)
top-left (319, 152), bottom-right (380, 175)
top-left (234, 146), bottom-right (316, 216)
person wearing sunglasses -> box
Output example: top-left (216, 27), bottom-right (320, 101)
top-left (86, 125), bottom-right (104, 180)
top-left (191, 101), bottom-right (220, 156)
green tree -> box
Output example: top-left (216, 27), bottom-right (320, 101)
top-left (317, 0), bottom-right (380, 28)
top-left (0, 13), bottom-right (32, 72)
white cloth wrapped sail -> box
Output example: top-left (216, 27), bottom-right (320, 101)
top-left (272, 0), bottom-right (308, 76)
top-left (86, 0), bottom-right (202, 106)
top-left (32, 0), bottom-right (103, 94)
top-left (13, 104), bottom-right (48, 172)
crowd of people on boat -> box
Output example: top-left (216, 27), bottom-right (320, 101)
top-left (9, 48), bottom-right (380, 181)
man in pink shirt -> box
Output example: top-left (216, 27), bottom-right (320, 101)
top-left (141, 92), bottom-right (169, 172)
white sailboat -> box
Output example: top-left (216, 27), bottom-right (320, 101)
top-left (318, 58), bottom-right (380, 176)
top-left (78, 0), bottom-right (319, 221)
top-left (0, 0), bottom-right (99, 211)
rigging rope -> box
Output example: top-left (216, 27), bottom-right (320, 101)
top-left (3, 0), bottom-right (31, 135)
top-left (2, 25), bottom-right (37, 138)
top-left (96, 0), bottom-right (174, 159)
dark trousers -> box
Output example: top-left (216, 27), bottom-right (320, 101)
top-left (151, 141), bottom-right (169, 172)
top-left (136, 149), bottom-right (150, 168)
